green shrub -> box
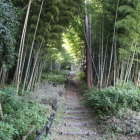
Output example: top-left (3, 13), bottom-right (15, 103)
top-left (0, 87), bottom-right (51, 140)
top-left (41, 70), bottom-right (68, 84)
top-left (49, 75), bottom-right (67, 84)
top-left (75, 71), bottom-right (86, 81)
top-left (52, 70), bottom-right (69, 76)
top-left (115, 81), bottom-right (136, 90)
top-left (84, 82), bottom-right (140, 115)
top-left (66, 65), bottom-right (71, 70)
top-left (41, 73), bottom-right (48, 81)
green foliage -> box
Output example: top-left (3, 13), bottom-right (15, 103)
top-left (86, 0), bottom-right (140, 87)
top-left (41, 70), bottom-right (69, 84)
top-left (66, 65), bottom-right (71, 70)
top-left (0, 121), bottom-right (17, 140)
top-left (48, 75), bottom-right (66, 84)
top-left (52, 70), bottom-right (69, 76)
top-left (0, 0), bottom-right (20, 69)
top-left (75, 71), bottom-right (86, 81)
top-left (115, 0), bottom-right (140, 60)
top-left (118, 5), bottom-right (134, 14)
top-left (42, 74), bottom-right (66, 84)
top-left (0, 87), bottom-right (51, 140)
top-left (62, 19), bottom-right (84, 63)
top-left (84, 82), bottom-right (140, 115)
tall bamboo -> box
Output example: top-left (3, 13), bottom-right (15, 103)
top-left (15, 0), bottom-right (32, 93)
top-left (23, 0), bottom-right (44, 92)
top-left (106, 0), bottom-right (119, 87)
top-left (27, 43), bottom-right (42, 91)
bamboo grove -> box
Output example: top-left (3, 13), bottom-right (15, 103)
top-left (1, 0), bottom-right (140, 92)
top-left (84, 0), bottom-right (140, 88)
top-left (0, 0), bottom-right (83, 92)
top-left (62, 0), bottom-right (140, 89)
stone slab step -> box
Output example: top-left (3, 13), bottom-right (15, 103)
top-left (64, 107), bottom-right (84, 109)
top-left (65, 98), bottom-right (78, 100)
top-left (57, 131), bottom-right (96, 136)
top-left (66, 100), bottom-right (80, 102)
top-left (66, 93), bottom-right (77, 95)
top-left (65, 122), bottom-right (91, 126)
top-left (66, 97), bottom-right (78, 99)
top-left (64, 111), bottom-right (88, 114)
top-left (63, 116), bottom-right (89, 120)
top-left (65, 103), bottom-right (80, 106)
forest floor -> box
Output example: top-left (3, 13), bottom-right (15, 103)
top-left (49, 71), bottom-right (140, 140)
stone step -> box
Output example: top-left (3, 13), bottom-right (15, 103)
top-left (66, 96), bottom-right (77, 97)
top-left (68, 94), bottom-right (77, 95)
top-left (63, 116), bottom-right (89, 120)
top-left (57, 131), bottom-right (96, 136)
top-left (65, 100), bottom-right (80, 102)
top-left (64, 111), bottom-right (88, 114)
top-left (66, 97), bottom-right (78, 99)
top-left (65, 122), bottom-right (91, 126)
top-left (65, 103), bottom-right (80, 106)
top-left (64, 107), bottom-right (84, 109)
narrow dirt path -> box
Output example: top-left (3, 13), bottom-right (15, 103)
top-left (50, 71), bottom-right (97, 140)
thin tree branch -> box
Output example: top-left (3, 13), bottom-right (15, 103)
top-left (22, 126), bottom-right (35, 140)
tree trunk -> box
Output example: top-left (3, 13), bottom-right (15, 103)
top-left (85, 0), bottom-right (92, 88)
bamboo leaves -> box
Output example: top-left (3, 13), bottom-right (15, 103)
top-left (118, 5), bottom-right (134, 14)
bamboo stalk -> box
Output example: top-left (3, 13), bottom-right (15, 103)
top-left (123, 41), bottom-right (137, 85)
top-left (27, 38), bottom-right (44, 91)
top-left (106, 0), bottom-right (120, 87)
top-left (136, 70), bottom-right (140, 87)
top-left (0, 103), bottom-right (3, 119)
top-left (22, 0), bottom-right (34, 11)
top-left (15, 0), bottom-right (32, 93)
top-left (23, 0), bottom-right (44, 92)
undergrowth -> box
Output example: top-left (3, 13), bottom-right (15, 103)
top-left (84, 82), bottom-right (140, 115)
top-left (0, 87), bottom-right (51, 140)
top-left (83, 81), bottom-right (140, 138)
top-left (74, 71), bottom-right (86, 82)
top-left (32, 81), bottom-right (65, 105)
top-left (41, 70), bottom-right (69, 84)
top-left (0, 70), bottom-right (66, 139)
